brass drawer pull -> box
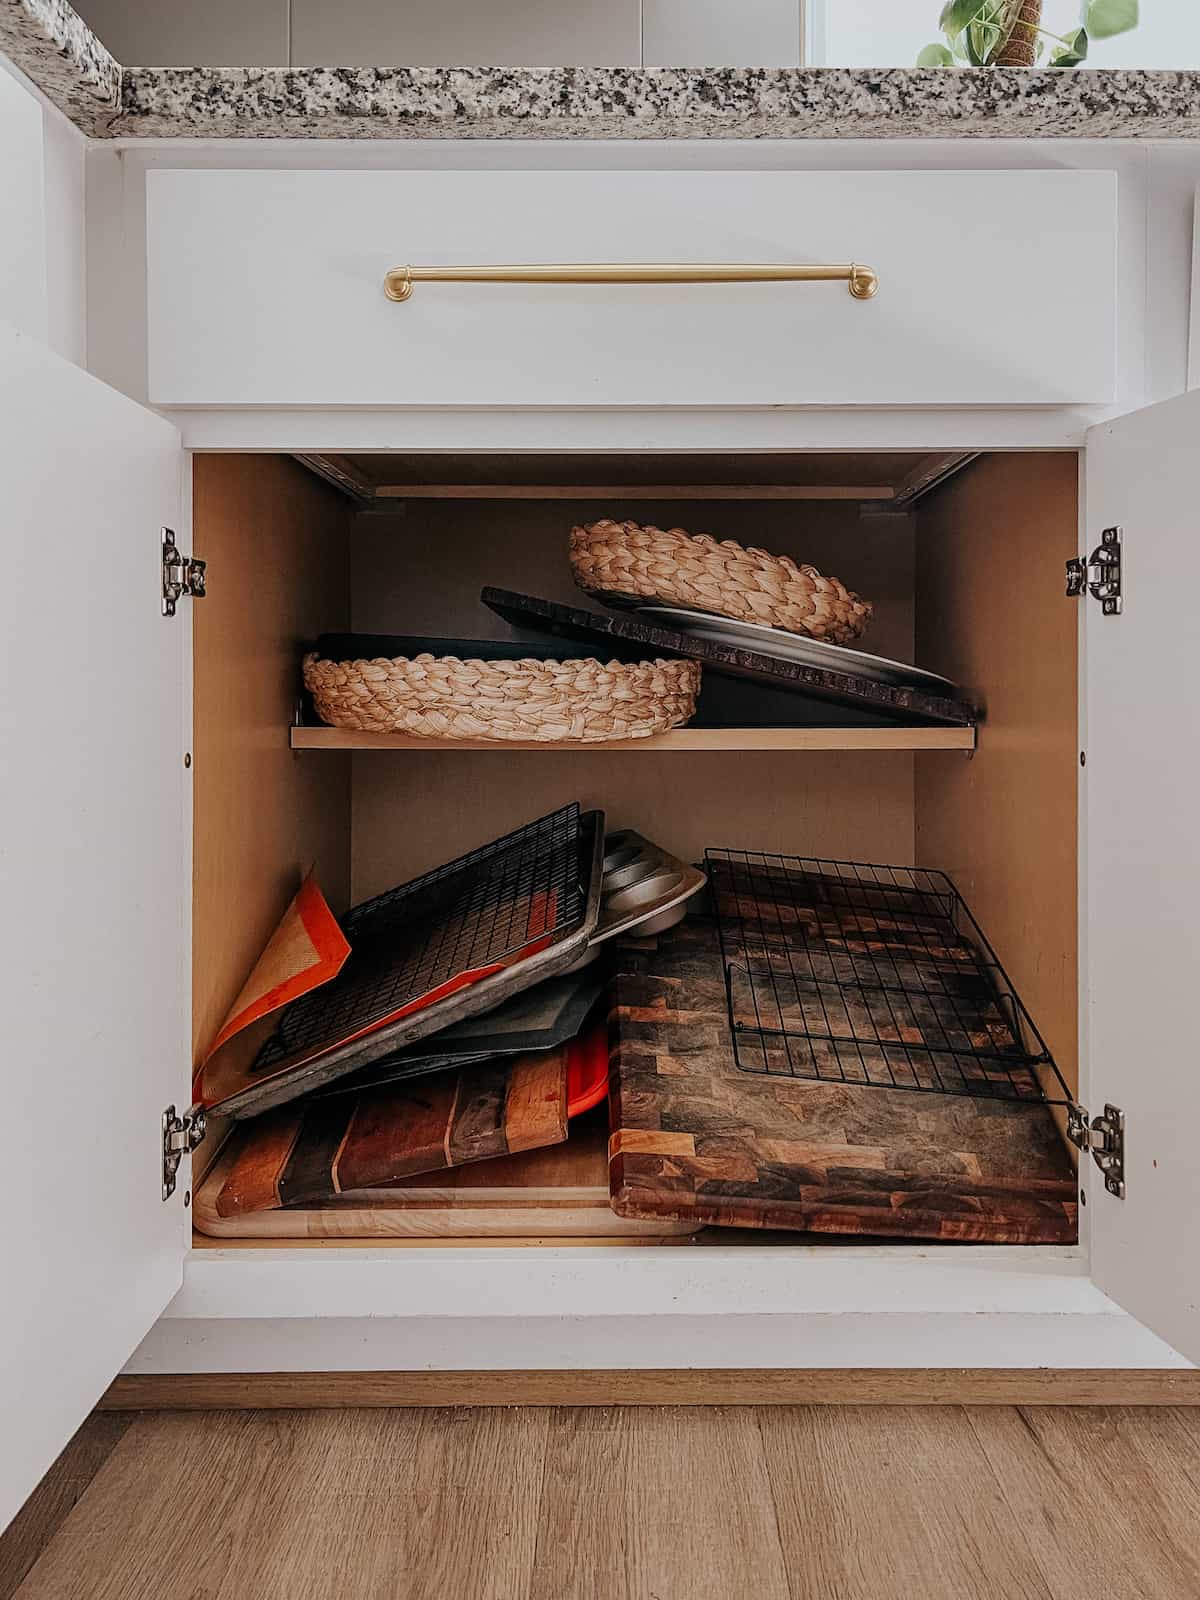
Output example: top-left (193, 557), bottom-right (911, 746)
top-left (384, 261), bottom-right (879, 302)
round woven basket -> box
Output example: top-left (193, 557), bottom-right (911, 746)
top-left (303, 650), bottom-right (701, 743)
top-left (570, 519), bottom-right (872, 645)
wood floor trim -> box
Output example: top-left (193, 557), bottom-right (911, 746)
top-left (98, 1368), bottom-right (1200, 1410)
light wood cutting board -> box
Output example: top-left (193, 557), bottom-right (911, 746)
top-left (194, 1111), bottom-right (699, 1240)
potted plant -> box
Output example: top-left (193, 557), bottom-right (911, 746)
top-left (918, 0), bottom-right (1137, 68)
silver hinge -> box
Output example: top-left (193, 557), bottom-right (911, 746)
top-left (1066, 525), bottom-right (1122, 615)
top-left (161, 527), bottom-right (207, 617)
top-left (1067, 1102), bottom-right (1126, 1199)
top-left (162, 1104), bottom-right (207, 1201)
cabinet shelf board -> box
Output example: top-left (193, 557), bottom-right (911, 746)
top-left (290, 726), bottom-right (975, 753)
top-left (372, 484), bottom-right (896, 502)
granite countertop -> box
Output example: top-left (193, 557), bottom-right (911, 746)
top-left (5, 0), bottom-right (1200, 139)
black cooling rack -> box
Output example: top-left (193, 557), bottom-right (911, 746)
top-left (251, 803), bottom-right (585, 1077)
top-left (706, 849), bottom-right (1072, 1105)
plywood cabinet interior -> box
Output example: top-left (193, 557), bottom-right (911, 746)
top-left (190, 448), bottom-right (1079, 1221)
top-left (191, 456), bottom-right (353, 1174)
top-left (914, 454), bottom-right (1079, 1112)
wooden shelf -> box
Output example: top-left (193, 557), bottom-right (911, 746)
top-left (293, 450), bottom-right (978, 509)
top-left (290, 726), bottom-right (975, 753)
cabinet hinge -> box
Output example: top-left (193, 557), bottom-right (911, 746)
top-left (1067, 1102), bottom-right (1125, 1199)
top-left (161, 527), bottom-right (207, 617)
top-left (162, 1104), bottom-right (207, 1201)
top-left (1066, 525), bottom-right (1122, 615)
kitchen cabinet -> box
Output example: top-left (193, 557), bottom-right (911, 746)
top-left (1, 137), bottom-right (1198, 1534)
top-left (0, 328), bottom-right (189, 1528)
top-left (144, 169), bottom-right (1117, 410)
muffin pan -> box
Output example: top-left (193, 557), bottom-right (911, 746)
top-left (590, 830), bottom-right (707, 946)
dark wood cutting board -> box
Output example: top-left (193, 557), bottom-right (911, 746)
top-left (482, 588), bottom-right (978, 726)
top-left (213, 1049), bottom-right (568, 1216)
top-left (607, 918), bottom-right (1077, 1243)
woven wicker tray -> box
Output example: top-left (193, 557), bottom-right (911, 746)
top-left (303, 633), bottom-right (699, 743)
top-left (570, 518), bottom-right (871, 644)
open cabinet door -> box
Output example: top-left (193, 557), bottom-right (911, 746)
top-left (1084, 390), bottom-right (1200, 1365)
top-left (0, 329), bottom-right (190, 1527)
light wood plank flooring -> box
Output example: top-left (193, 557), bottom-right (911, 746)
top-left (7, 1405), bottom-right (1200, 1600)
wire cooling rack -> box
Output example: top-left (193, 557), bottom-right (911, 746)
top-left (706, 849), bottom-right (1072, 1104)
top-left (252, 803), bottom-right (586, 1076)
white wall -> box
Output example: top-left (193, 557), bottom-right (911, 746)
top-left (0, 64), bottom-right (48, 346)
top-left (40, 107), bottom-right (88, 368)
top-left (71, 0), bottom-right (807, 67)
top-left (0, 60), bottom-right (87, 367)
top-left (69, 0), bottom-right (1199, 66)
top-left (817, 0), bottom-right (1200, 68)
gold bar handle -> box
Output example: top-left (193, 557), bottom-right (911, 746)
top-left (384, 261), bottom-right (878, 302)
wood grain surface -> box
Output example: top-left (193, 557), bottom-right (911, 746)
top-left (194, 1111), bottom-right (699, 1240)
top-left (191, 455), bottom-right (352, 1178)
top-left (607, 917), bottom-right (1077, 1242)
top-left (914, 453), bottom-right (1080, 1110)
top-left (291, 724), bottom-right (975, 751)
top-left (98, 1369), bottom-right (1200, 1410)
top-left (532, 1406), bottom-right (790, 1598)
top-left (0, 1416), bottom-right (130, 1600)
top-left (206, 1050), bottom-right (570, 1216)
top-left (760, 1405), bottom-right (1052, 1598)
top-left (13, 1405), bottom-right (1200, 1599)
top-left (966, 1405), bottom-right (1200, 1599)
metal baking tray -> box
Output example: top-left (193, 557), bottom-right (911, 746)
top-left (209, 805), bottom-right (605, 1119)
top-left (308, 967), bottom-right (608, 1099)
top-left (564, 829), bottom-right (706, 968)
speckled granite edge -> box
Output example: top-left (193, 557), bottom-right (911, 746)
top-left (0, 0), bottom-right (118, 130)
top-left (5, 1), bottom-right (1200, 142)
top-left (102, 64), bottom-right (1200, 142)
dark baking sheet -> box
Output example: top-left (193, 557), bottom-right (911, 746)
top-left (482, 589), bottom-right (978, 727)
top-left (310, 968), bottom-right (607, 1098)
top-left (310, 633), bottom-right (648, 665)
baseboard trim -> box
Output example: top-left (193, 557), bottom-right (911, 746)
top-left (99, 1368), bottom-right (1200, 1410)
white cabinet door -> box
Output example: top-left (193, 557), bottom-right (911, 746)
top-left (0, 328), bottom-right (189, 1530)
top-left (1084, 390), bottom-right (1200, 1365)
top-left (146, 168), bottom-right (1116, 410)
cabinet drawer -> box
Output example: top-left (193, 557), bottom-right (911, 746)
top-left (146, 168), bottom-right (1116, 410)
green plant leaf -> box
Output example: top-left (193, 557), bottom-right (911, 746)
top-left (1082, 0), bottom-right (1138, 40)
top-left (1050, 24), bottom-right (1089, 65)
top-left (939, 0), bottom-right (987, 39)
top-left (963, 23), bottom-right (986, 65)
top-left (917, 41), bottom-right (958, 65)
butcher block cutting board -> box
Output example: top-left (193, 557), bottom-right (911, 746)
top-left (194, 1111), bottom-right (699, 1240)
top-left (208, 1049), bottom-right (571, 1217)
top-left (607, 918), bottom-right (1077, 1243)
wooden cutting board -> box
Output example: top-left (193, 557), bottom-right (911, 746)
top-left (607, 918), bottom-right (1077, 1243)
top-left (194, 1111), bottom-right (699, 1240)
top-left (209, 1049), bottom-right (570, 1217)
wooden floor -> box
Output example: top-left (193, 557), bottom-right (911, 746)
top-left (6, 1405), bottom-right (1200, 1599)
